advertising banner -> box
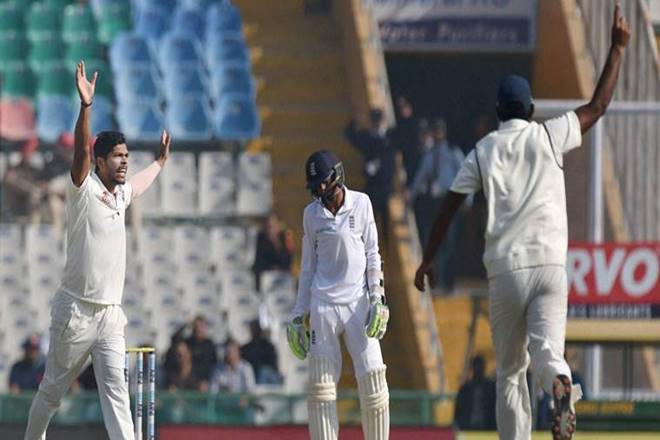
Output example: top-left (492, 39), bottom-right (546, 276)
top-left (372, 0), bottom-right (537, 52)
top-left (567, 243), bottom-right (660, 319)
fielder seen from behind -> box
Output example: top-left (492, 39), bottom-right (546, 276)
top-left (287, 150), bottom-right (390, 440)
top-left (414, 4), bottom-right (631, 440)
top-left (24, 61), bottom-right (171, 440)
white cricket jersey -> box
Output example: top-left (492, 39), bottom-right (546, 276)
top-left (450, 111), bottom-right (582, 277)
top-left (60, 172), bottom-right (133, 305)
top-left (293, 188), bottom-right (381, 314)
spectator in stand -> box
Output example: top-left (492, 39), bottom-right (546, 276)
top-left (1, 138), bottom-right (46, 222)
top-left (9, 335), bottom-right (46, 394)
top-left (211, 338), bottom-right (255, 394)
top-left (252, 213), bottom-right (295, 292)
top-left (164, 341), bottom-right (205, 391)
top-left (185, 315), bottom-right (217, 388)
top-left (390, 96), bottom-right (420, 188)
top-left (345, 108), bottom-right (396, 237)
top-left (240, 320), bottom-right (281, 385)
top-left (454, 355), bottom-right (497, 431)
top-left (409, 118), bottom-right (466, 293)
top-left (406, 118), bottom-right (435, 244)
top-left (39, 133), bottom-right (75, 231)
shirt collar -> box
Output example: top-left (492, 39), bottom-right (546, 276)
top-left (315, 186), bottom-right (353, 218)
top-left (498, 118), bottom-right (530, 131)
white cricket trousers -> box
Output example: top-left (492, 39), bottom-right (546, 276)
top-left (309, 294), bottom-right (385, 379)
top-left (489, 265), bottom-right (572, 440)
top-left (24, 291), bottom-right (135, 440)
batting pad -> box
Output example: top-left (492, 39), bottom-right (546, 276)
top-left (307, 356), bottom-right (339, 440)
top-left (358, 367), bottom-right (390, 440)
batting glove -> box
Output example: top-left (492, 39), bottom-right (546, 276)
top-left (365, 295), bottom-right (389, 339)
top-left (286, 314), bottom-right (310, 360)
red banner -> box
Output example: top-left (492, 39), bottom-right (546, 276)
top-left (159, 425), bottom-right (454, 440)
top-left (567, 242), bottom-right (660, 304)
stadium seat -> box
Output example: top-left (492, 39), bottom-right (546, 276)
top-left (162, 67), bottom-right (207, 101)
top-left (29, 38), bottom-right (66, 73)
top-left (62, 3), bottom-right (97, 43)
top-left (138, 225), bottom-right (173, 268)
top-left (1, 65), bottom-right (35, 100)
top-left (260, 271), bottom-right (295, 296)
top-left (210, 64), bottom-right (255, 100)
top-left (0, 34), bottom-right (28, 73)
top-left (165, 97), bottom-right (213, 142)
top-left (44, 0), bottom-right (75, 8)
top-left (0, 99), bottom-right (36, 141)
top-left (37, 65), bottom-right (73, 98)
top-left (198, 152), bottom-right (236, 215)
top-left (0, 2), bottom-right (23, 37)
top-left (26, 2), bottom-right (60, 42)
top-left (160, 152), bottom-right (198, 215)
top-left (205, 36), bottom-right (250, 69)
top-left (158, 33), bottom-right (203, 71)
top-left (181, 0), bottom-right (227, 10)
top-left (116, 101), bottom-right (164, 142)
top-left (206, 3), bottom-right (242, 37)
top-left (133, 7), bottom-right (170, 44)
top-left (25, 223), bottom-right (63, 274)
top-left (97, 3), bottom-right (132, 44)
top-left (36, 95), bottom-right (74, 142)
top-left (199, 175), bottom-right (235, 217)
top-left (75, 58), bottom-right (115, 100)
top-left (172, 6), bottom-right (205, 43)
top-left (65, 39), bottom-right (103, 69)
top-left (237, 178), bottom-right (272, 217)
top-left (174, 225), bottom-right (211, 272)
top-left (210, 226), bottom-right (248, 272)
top-left (69, 95), bottom-right (115, 134)
top-left (114, 67), bottom-right (160, 105)
top-left (0, 223), bottom-right (23, 275)
top-left (109, 33), bottom-right (154, 72)
top-left (132, 0), bottom-right (177, 13)
top-left (239, 152), bottom-right (272, 182)
top-left (213, 94), bottom-right (260, 141)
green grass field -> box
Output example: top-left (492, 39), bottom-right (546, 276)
top-left (460, 432), bottom-right (658, 439)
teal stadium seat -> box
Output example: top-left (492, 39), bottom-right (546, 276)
top-left (0, 34), bottom-right (28, 73)
top-left (44, 0), bottom-right (74, 8)
top-left (1, 65), bottom-right (35, 100)
top-left (29, 38), bottom-right (66, 73)
top-left (26, 2), bottom-right (61, 42)
top-left (62, 3), bottom-right (96, 43)
top-left (65, 38), bottom-right (103, 68)
top-left (0, 2), bottom-right (23, 36)
top-left (38, 65), bottom-right (74, 98)
top-left (97, 3), bottom-right (131, 44)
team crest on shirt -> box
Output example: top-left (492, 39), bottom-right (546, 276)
top-left (99, 186), bottom-right (125, 210)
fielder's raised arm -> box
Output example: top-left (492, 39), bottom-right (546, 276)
top-left (575, 1), bottom-right (631, 134)
top-left (129, 130), bottom-right (171, 199)
top-left (71, 61), bottom-right (97, 187)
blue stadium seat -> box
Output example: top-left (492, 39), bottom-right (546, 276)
top-left (114, 68), bottom-right (160, 105)
top-left (132, 0), bottom-right (177, 14)
top-left (205, 36), bottom-right (249, 70)
top-left (206, 3), bottom-right (242, 36)
top-left (172, 6), bottom-right (205, 43)
top-left (109, 33), bottom-right (153, 72)
top-left (213, 94), bottom-right (260, 141)
top-left (181, 0), bottom-right (228, 10)
top-left (37, 95), bottom-right (74, 142)
top-left (158, 33), bottom-right (203, 70)
top-left (134, 7), bottom-right (170, 44)
top-left (210, 64), bottom-right (254, 100)
top-left (117, 101), bottom-right (164, 142)
top-left (162, 67), bottom-right (207, 101)
top-left (69, 95), bottom-right (115, 134)
top-left (165, 97), bottom-right (212, 142)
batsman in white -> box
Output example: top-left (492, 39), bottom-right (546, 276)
top-left (24, 61), bottom-right (171, 440)
top-left (414, 3), bottom-right (630, 440)
top-left (287, 150), bottom-right (391, 440)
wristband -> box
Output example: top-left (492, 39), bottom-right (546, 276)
top-left (81, 100), bottom-right (93, 108)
